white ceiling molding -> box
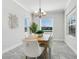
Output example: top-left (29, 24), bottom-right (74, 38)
top-left (13, 0), bottom-right (31, 13)
top-left (64, 0), bottom-right (71, 10)
top-left (13, 0), bottom-right (69, 13)
top-left (14, 0), bottom-right (68, 12)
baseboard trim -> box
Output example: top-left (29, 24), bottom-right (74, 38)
top-left (2, 42), bottom-right (22, 54)
top-left (53, 39), bottom-right (64, 41)
top-left (65, 41), bottom-right (77, 55)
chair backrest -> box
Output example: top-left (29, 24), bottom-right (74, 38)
top-left (22, 39), bottom-right (41, 57)
top-left (48, 33), bottom-right (53, 48)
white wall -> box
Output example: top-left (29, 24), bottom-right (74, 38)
top-left (64, 0), bottom-right (77, 54)
top-left (2, 0), bottom-right (30, 53)
top-left (47, 11), bottom-right (64, 40)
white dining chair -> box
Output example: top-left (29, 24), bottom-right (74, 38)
top-left (48, 33), bottom-right (53, 46)
top-left (48, 33), bottom-right (53, 59)
top-left (22, 39), bottom-right (45, 59)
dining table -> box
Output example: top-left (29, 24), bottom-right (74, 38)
top-left (23, 33), bottom-right (51, 59)
top-left (23, 33), bottom-right (50, 47)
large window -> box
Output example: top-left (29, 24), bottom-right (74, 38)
top-left (67, 8), bottom-right (76, 37)
top-left (40, 18), bottom-right (53, 32)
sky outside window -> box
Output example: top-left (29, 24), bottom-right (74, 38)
top-left (41, 18), bottom-right (53, 27)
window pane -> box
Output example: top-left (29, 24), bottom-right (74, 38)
top-left (41, 18), bottom-right (53, 32)
top-left (41, 18), bottom-right (53, 27)
top-left (24, 17), bottom-right (27, 32)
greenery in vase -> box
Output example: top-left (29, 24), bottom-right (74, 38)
top-left (35, 30), bottom-right (44, 37)
top-left (35, 30), bottom-right (44, 34)
top-left (29, 22), bottom-right (38, 33)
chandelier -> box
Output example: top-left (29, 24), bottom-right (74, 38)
top-left (33, 0), bottom-right (47, 18)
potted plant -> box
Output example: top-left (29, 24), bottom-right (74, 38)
top-left (29, 22), bottom-right (38, 34)
top-left (35, 30), bottom-right (44, 37)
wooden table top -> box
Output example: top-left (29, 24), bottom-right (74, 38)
top-left (23, 34), bottom-right (50, 42)
top-left (23, 34), bottom-right (50, 47)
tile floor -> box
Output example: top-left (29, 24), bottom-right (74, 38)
top-left (2, 40), bottom-right (77, 59)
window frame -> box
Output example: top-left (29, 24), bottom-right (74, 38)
top-left (40, 17), bottom-right (53, 32)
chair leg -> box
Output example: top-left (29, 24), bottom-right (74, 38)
top-left (26, 56), bottom-right (37, 59)
top-left (49, 48), bottom-right (51, 59)
top-left (26, 56), bottom-right (27, 59)
top-left (35, 57), bottom-right (37, 59)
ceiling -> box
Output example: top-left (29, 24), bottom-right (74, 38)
top-left (13, 0), bottom-right (70, 13)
